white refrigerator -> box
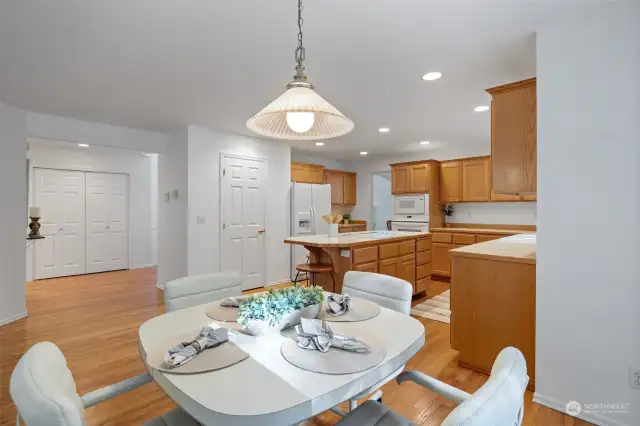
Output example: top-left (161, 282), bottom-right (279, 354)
top-left (290, 182), bottom-right (331, 280)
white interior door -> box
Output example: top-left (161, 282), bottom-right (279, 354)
top-left (34, 169), bottom-right (86, 279)
top-left (222, 155), bottom-right (266, 291)
top-left (86, 172), bottom-right (129, 273)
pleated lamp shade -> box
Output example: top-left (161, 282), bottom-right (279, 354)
top-left (246, 86), bottom-right (354, 141)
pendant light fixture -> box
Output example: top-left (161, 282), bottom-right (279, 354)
top-left (246, 0), bottom-right (354, 141)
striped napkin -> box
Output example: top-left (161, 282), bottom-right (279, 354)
top-left (220, 295), bottom-right (250, 307)
top-left (164, 327), bottom-right (229, 368)
top-left (295, 318), bottom-right (370, 353)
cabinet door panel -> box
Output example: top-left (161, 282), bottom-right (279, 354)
top-left (309, 166), bottom-right (325, 184)
top-left (353, 246), bottom-right (378, 264)
top-left (417, 238), bottom-right (432, 252)
top-left (490, 190), bottom-right (521, 201)
top-left (343, 173), bottom-right (357, 205)
top-left (432, 232), bottom-right (452, 243)
top-left (417, 250), bottom-right (431, 266)
top-left (399, 240), bottom-right (415, 255)
top-left (432, 243), bottom-right (453, 277)
top-left (379, 243), bottom-right (400, 259)
top-left (391, 166), bottom-right (409, 194)
top-left (416, 277), bottom-right (430, 294)
top-left (408, 164), bottom-right (429, 193)
top-left (476, 234), bottom-right (503, 243)
top-left (440, 162), bottom-right (463, 202)
top-left (378, 257), bottom-right (399, 277)
top-left (416, 263), bottom-right (432, 280)
top-left (353, 261), bottom-right (378, 273)
top-left (325, 171), bottom-right (344, 204)
top-left (398, 254), bottom-right (415, 285)
top-left (462, 158), bottom-right (490, 202)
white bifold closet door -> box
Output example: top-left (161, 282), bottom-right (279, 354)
top-left (85, 172), bottom-right (129, 274)
top-left (34, 169), bottom-right (87, 279)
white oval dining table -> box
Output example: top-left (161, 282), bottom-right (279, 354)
top-left (138, 302), bottom-right (425, 426)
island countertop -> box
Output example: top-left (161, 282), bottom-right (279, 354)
top-left (285, 231), bottom-right (430, 248)
top-left (450, 233), bottom-right (536, 264)
top-left (430, 227), bottom-right (535, 235)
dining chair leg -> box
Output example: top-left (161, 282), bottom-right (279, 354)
top-left (293, 270), bottom-right (300, 285)
top-left (349, 398), bottom-right (358, 411)
top-left (329, 271), bottom-right (335, 292)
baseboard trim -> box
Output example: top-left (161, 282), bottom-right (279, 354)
top-left (533, 392), bottom-right (629, 426)
top-left (267, 279), bottom-right (291, 286)
top-left (131, 264), bottom-right (157, 270)
top-left (0, 311), bottom-right (28, 327)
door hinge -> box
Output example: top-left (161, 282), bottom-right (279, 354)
top-left (223, 222), bottom-right (226, 230)
top-left (223, 168), bottom-right (226, 176)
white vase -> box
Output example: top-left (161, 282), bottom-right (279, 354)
top-left (328, 223), bottom-right (339, 237)
top-left (244, 304), bottom-right (320, 336)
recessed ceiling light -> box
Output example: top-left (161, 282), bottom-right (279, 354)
top-left (421, 72), bottom-right (442, 81)
top-left (77, 143), bottom-right (89, 148)
top-left (474, 105), bottom-right (490, 112)
top-left (315, 142), bottom-right (324, 146)
top-left (360, 151), bottom-right (368, 156)
top-left (378, 127), bottom-right (390, 133)
top-left (420, 141), bottom-right (430, 145)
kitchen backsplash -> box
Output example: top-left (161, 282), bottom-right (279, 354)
top-left (446, 202), bottom-right (537, 225)
top-left (332, 204), bottom-right (354, 217)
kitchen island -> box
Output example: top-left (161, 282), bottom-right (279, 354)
top-left (285, 231), bottom-right (433, 295)
top-left (450, 234), bottom-right (536, 390)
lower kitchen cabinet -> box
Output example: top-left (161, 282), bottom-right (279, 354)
top-left (397, 254), bottom-right (416, 284)
top-left (379, 257), bottom-right (399, 277)
top-left (432, 242), bottom-right (453, 277)
top-left (353, 261), bottom-right (378, 273)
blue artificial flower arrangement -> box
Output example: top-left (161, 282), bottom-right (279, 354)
top-left (238, 284), bottom-right (324, 327)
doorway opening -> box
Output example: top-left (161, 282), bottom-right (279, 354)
top-left (372, 172), bottom-right (393, 231)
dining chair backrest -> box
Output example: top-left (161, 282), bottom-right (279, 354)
top-left (342, 271), bottom-right (412, 315)
top-left (10, 342), bottom-right (85, 426)
top-left (164, 272), bottom-right (242, 312)
top-left (442, 347), bottom-right (529, 426)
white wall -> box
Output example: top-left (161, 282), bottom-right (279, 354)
top-left (536, 2), bottom-right (638, 425)
top-left (149, 154), bottom-right (159, 266)
top-left (187, 127), bottom-right (291, 285)
top-left (0, 103), bottom-right (27, 326)
top-left (26, 142), bottom-right (157, 281)
top-left (157, 128), bottom-right (189, 289)
top-left (447, 202), bottom-right (536, 225)
top-left (291, 151), bottom-right (354, 172)
top-left (26, 112), bottom-right (168, 154)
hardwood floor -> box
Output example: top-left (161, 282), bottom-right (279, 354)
top-left (0, 269), bottom-right (591, 425)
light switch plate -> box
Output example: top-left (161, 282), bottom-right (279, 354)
top-left (341, 249), bottom-right (351, 257)
top-left (196, 215), bottom-right (206, 224)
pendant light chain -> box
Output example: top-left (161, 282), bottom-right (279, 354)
top-left (293, 0), bottom-right (307, 81)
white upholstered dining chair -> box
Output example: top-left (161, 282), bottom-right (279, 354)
top-left (336, 347), bottom-right (529, 426)
top-left (164, 272), bottom-right (242, 312)
top-left (10, 342), bottom-right (200, 426)
top-left (338, 271), bottom-right (413, 413)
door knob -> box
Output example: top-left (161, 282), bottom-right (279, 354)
top-left (257, 228), bottom-right (265, 234)
top-left (106, 225), bottom-right (110, 230)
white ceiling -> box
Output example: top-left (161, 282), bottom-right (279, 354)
top-left (0, 0), bottom-right (605, 159)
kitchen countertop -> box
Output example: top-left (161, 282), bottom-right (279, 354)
top-left (285, 231), bottom-right (430, 248)
top-left (430, 227), bottom-right (535, 235)
top-left (450, 234), bottom-right (536, 264)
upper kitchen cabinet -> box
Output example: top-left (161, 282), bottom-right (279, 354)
top-left (440, 161), bottom-right (463, 202)
top-left (391, 165), bottom-right (410, 194)
top-left (391, 161), bottom-right (436, 195)
top-left (408, 163), bottom-right (430, 193)
top-left (324, 169), bottom-right (357, 205)
top-left (487, 78), bottom-right (537, 195)
top-left (462, 157), bottom-right (490, 202)
top-left (291, 162), bottom-right (325, 184)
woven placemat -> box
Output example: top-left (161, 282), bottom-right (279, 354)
top-left (205, 301), bottom-right (240, 322)
top-left (280, 333), bottom-right (386, 375)
top-left (146, 330), bottom-right (249, 374)
top-left (318, 297), bottom-right (381, 322)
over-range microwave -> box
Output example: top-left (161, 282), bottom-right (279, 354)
top-left (393, 194), bottom-right (429, 218)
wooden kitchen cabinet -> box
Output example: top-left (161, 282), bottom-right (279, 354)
top-left (353, 261), bottom-right (378, 273)
top-left (379, 257), bottom-right (399, 277)
top-left (432, 242), bottom-right (453, 277)
top-left (440, 161), bottom-right (463, 202)
top-left (324, 169), bottom-right (357, 205)
top-left (397, 254), bottom-right (416, 284)
top-left (490, 190), bottom-right (521, 202)
top-left (291, 162), bottom-right (325, 184)
top-left (391, 165), bottom-right (410, 194)
top-left (343, 172), bottom-right (357, 205)
top-left (462, 158), bottom-right (491, 202)
top-left (408, 163), bottom-right (430, 193)
top-left (487, 78), bottom-right (537, 195)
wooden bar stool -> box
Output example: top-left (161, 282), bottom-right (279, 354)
top-left (294, 263), bottom-right (335, 288)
